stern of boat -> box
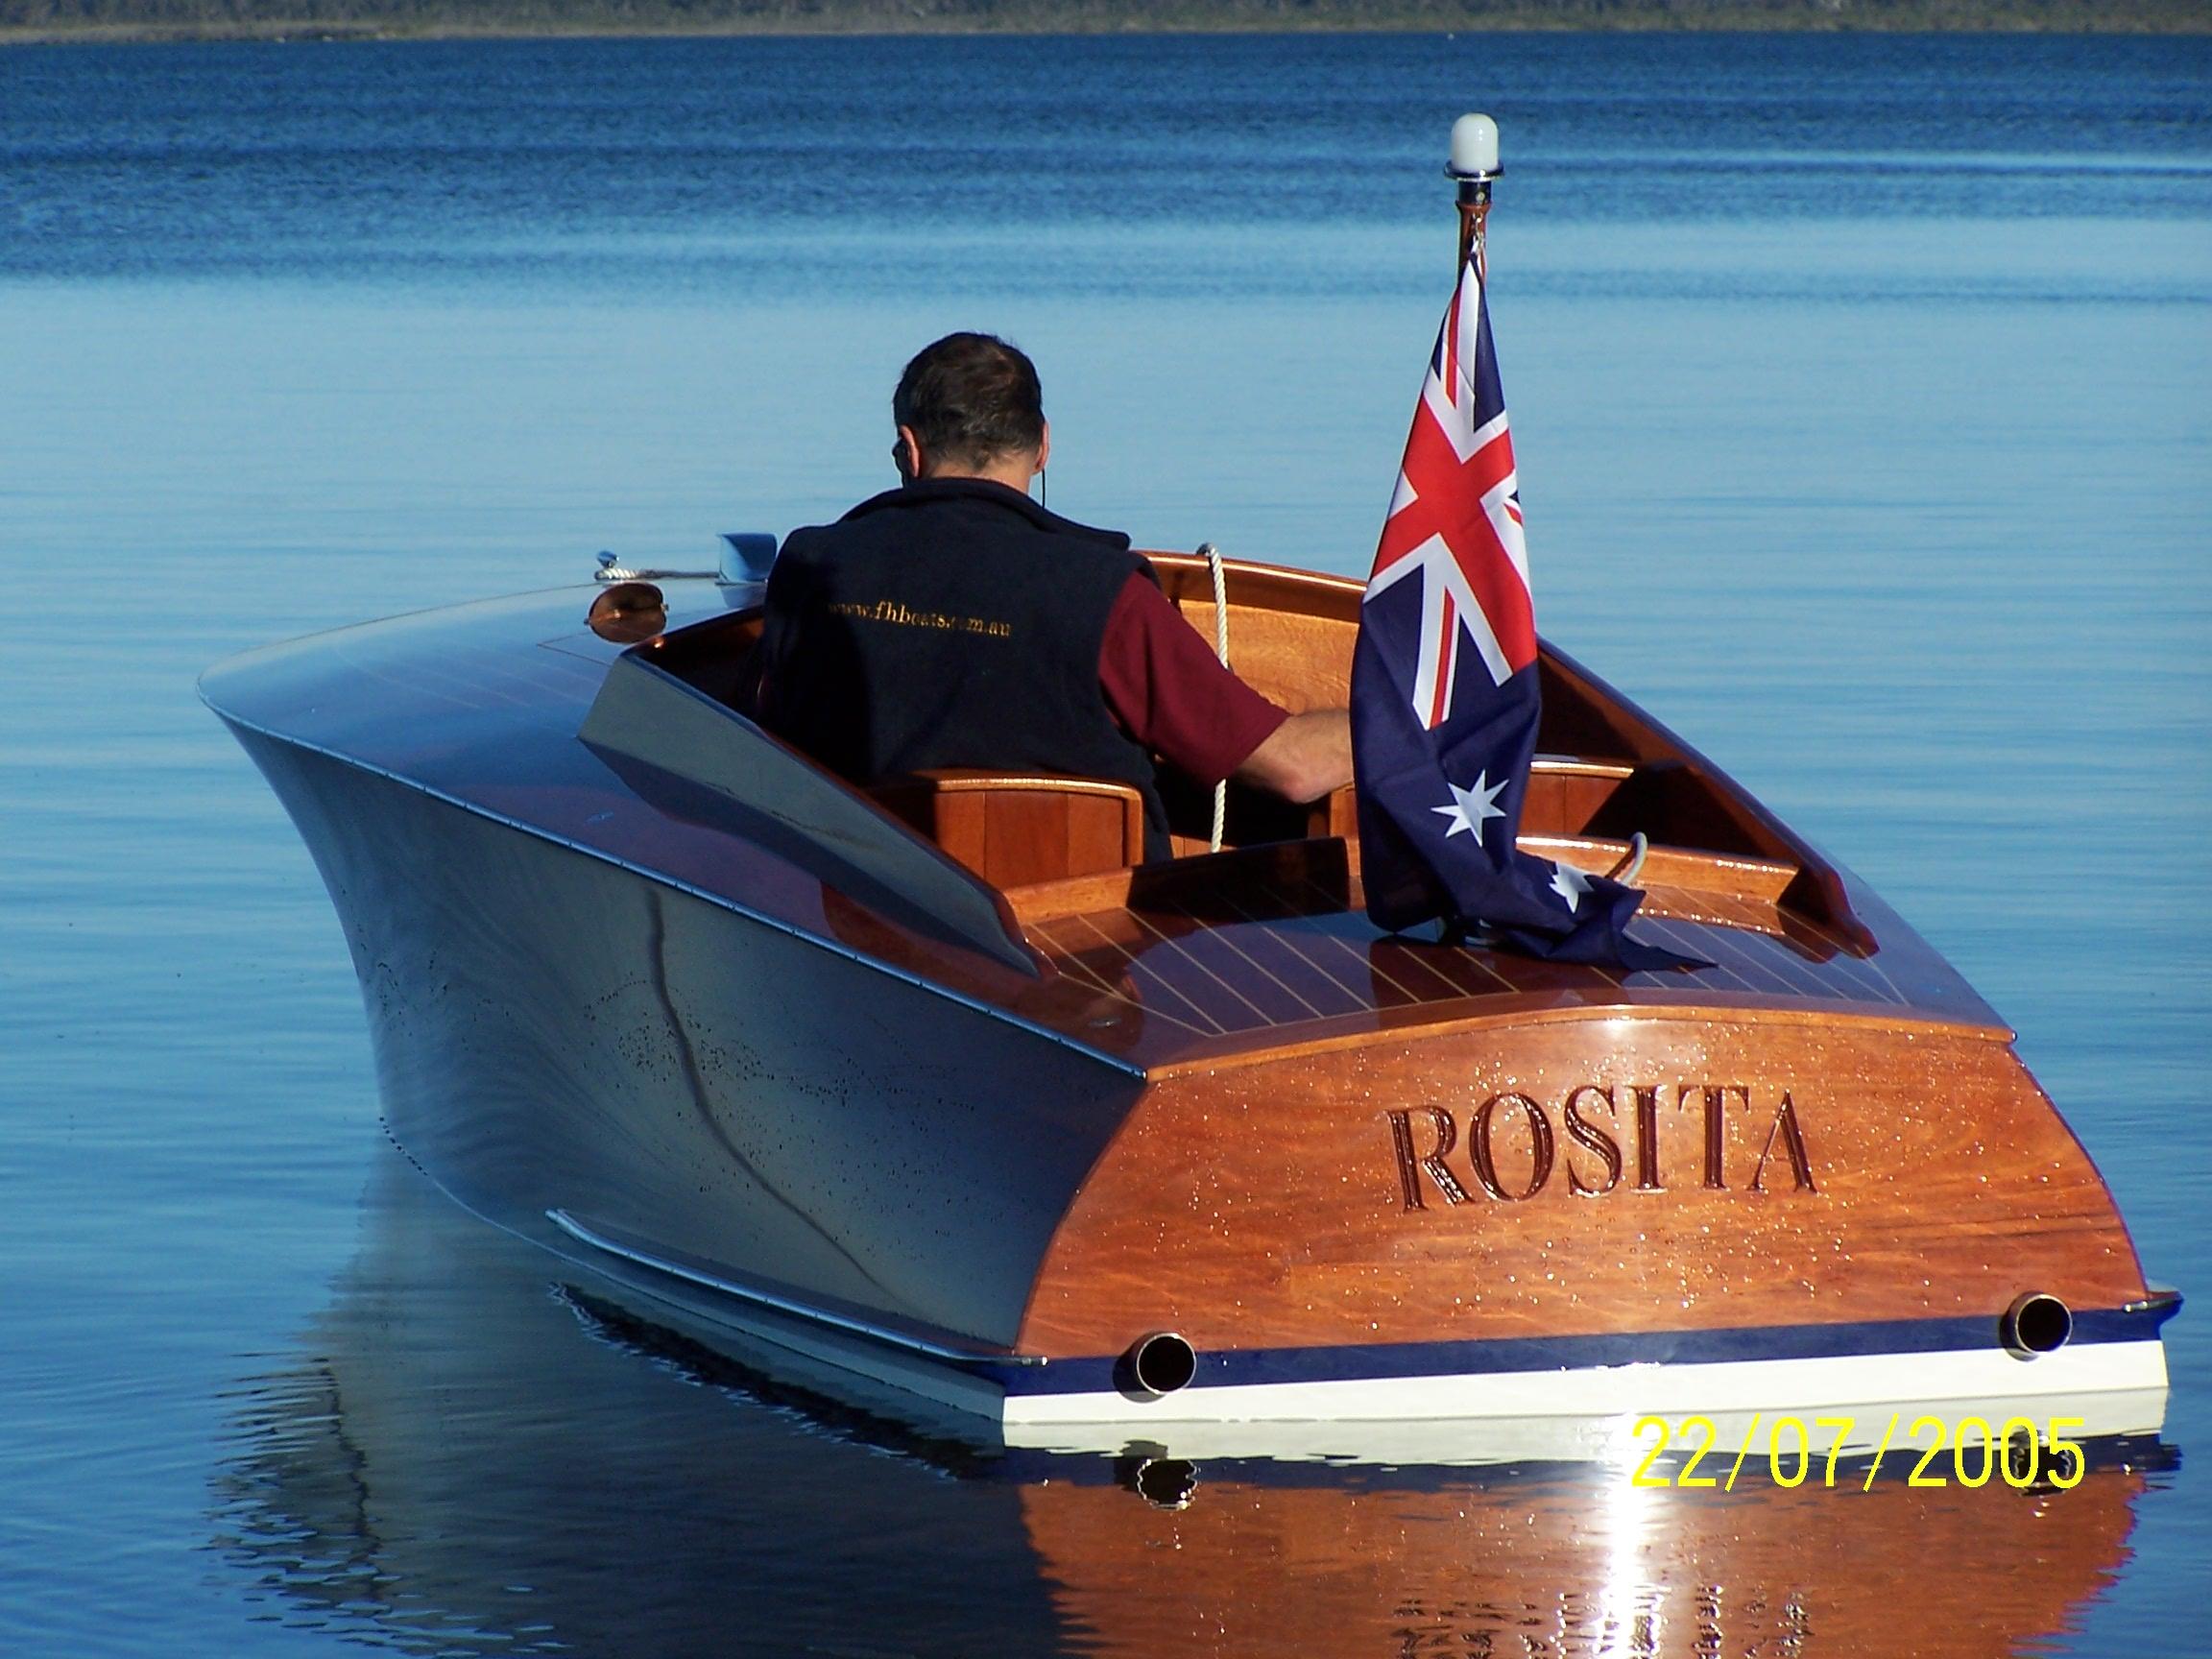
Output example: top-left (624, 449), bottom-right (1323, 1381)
top-left (1007, 1005), bottom-right (2175, 1427)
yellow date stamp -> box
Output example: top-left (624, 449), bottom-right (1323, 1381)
top-left (1629, 1413), bottom-right (2087, 1491)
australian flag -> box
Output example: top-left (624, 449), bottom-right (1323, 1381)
top-left (1351, 248), bottom-right (1691, 970)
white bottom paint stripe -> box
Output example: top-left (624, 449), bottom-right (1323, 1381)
top-left (1001, 1340), bottom-right (2171, 1431)
top-left (614, 1274), bottom-right (2171, 1461)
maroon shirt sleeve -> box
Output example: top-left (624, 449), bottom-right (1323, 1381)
top-left (1097, 572), bottom-right (1289, 788)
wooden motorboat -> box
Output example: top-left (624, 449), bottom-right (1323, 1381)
top-left (201, 549), bottom-right (2177, 1438)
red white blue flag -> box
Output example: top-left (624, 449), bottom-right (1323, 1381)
top-left (1350, 249), bottom-right (1687, 969)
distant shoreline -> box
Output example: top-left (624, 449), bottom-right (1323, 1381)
top-left (5, 2), bottom-right (2208, 47)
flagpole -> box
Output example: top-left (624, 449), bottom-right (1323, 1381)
top-left (1447, 113), bottom-right (1501, 272)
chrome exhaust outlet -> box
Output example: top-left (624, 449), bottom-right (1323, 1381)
top-left (2001, 1291), bottom-right (2073, 1358)
top-left (1118, 1331), bottom-right (1198, 1399)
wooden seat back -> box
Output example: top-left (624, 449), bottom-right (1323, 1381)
top-left (868, 770), bottom-right (1146, 889)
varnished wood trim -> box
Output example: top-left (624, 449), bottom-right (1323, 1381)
top-left (888, 767), bottom-right (1149, 802)
top-left (1017, 1021), bottom-right (2141, 1358)
top-left (1532, 755), bottom-right (1637, 781)
top-left (1526, 833), bottom-right (1800, 903)
top-left (1141, 996), bottom-right (2017, 1080)
top-left (1140, 550), bottom-right (1365, 620)
top-left (868, 768), bottom-right (1146, 887)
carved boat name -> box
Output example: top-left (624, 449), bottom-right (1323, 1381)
top-left (1384, 1085), bottom-right (1817, 1209)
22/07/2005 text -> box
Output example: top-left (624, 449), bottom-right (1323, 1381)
top-left (1630, 1414), bottom-right (2089, 1492)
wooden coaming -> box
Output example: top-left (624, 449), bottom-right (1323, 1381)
top-left (1015, 1013), bottom-right (2152, 1358)
top-left (1148, 550), bottom-right (1359, 719)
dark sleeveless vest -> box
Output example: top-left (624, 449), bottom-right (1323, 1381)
top-left (756, 478), bottom-right (1168, 857)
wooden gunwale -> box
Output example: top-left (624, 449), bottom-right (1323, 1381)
top-left (1145, 549), bottom-right (1363, 619)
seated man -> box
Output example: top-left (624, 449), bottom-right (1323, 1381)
top-left (753, 331), bottom-right (1351, 861)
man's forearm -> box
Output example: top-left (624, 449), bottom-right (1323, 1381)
top-left (1232, 709), bottom-right (1354, 805)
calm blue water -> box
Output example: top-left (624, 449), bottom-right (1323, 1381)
top-left (3, 32), bottom-right (2207, 1657)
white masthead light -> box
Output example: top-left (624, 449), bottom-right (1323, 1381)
top-left (1445, 113), bottom-right (1502, 270)
top-left (1448, 112), bottom-right (1500, 180)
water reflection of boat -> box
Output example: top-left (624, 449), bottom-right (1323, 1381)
top-left (1020, 1462), bottom-right (2156, 1659)
top-left (215, 1158), bottom-right (2169, 1659)
top-left (201, 550), bottom-right (2176, 1435)
top-left (213, 1159), bottom-right (1065, 1657)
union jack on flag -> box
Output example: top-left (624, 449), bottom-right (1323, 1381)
top-left (1364, 252), bottom-right (1536, 730)
top-left (1349, 243), bottom-right (1695, 971)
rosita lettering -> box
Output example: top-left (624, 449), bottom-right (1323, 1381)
top-left (1384, 1085), bottom-right (1817, 1209)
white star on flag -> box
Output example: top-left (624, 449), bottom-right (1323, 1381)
top-left (1431, 771), bottom-right (1508, 845)
top-left (1549, 860), bottom-right (1591, 913)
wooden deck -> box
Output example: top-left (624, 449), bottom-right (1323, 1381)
top-left (1006, 832), bottom-right (1997, 1070)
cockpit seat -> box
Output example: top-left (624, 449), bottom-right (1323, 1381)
top-left (867, 769), bottom-right (1147, 889)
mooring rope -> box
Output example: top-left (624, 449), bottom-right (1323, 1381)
top-left (1201, 541), bottom-right (1230, 854)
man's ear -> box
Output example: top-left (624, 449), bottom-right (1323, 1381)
top-left (1034, 419), bottom-right (1051, 476)
top-left (893, 425), bottom-right (925, 483)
